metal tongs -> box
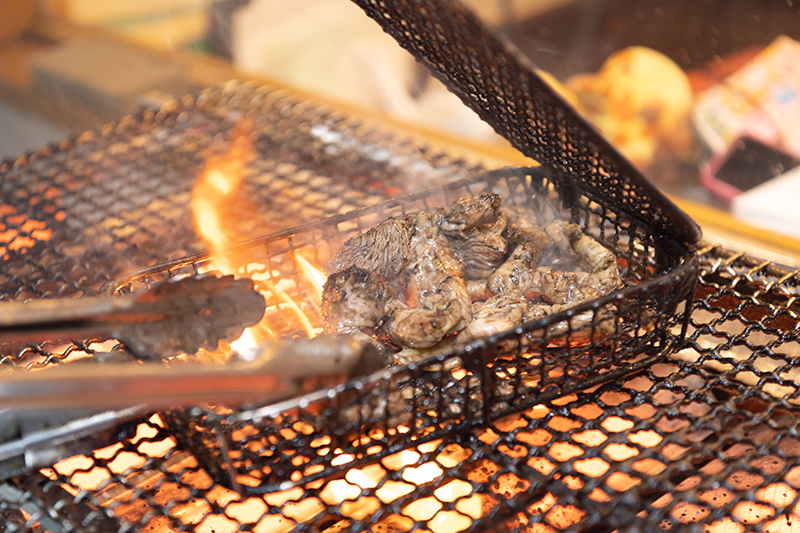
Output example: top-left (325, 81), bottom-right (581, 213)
top-left (0, 335), bottom-right (383, 411)
top-left (0, 274), bottom-right (266, 359)
top-left (0, 273), bottom-right (385, 410)
top-left (0, 335), bottom-right (383, 479)
top-left (0, 276), bottom-right (383, 480)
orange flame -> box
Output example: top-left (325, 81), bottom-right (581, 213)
top-left (295, 253), bottom-right (327, 302)
top-left (191, 122), bottom-right (252, 276)
top-left (191, 121), bottom-right (329, 350)
top-left (230, 328), bottom-right (258, 355)
top-left (192, 121), bottom-right (266, 350)
top-left (265, 278), bottom-right (318, 338)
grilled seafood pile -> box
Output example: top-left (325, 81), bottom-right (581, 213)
top-left (321, 193), bottom-right (623, 364)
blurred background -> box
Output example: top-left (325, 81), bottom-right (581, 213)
top-left (2, 0), bottom-right (800, 259)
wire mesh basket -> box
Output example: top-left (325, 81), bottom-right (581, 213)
top-left (110, 165), bottom-right (699, 494)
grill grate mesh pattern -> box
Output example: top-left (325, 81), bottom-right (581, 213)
top-left (4, 246), bottom-right (800, 532)
top-left (0, 81), bottom-right (481, 372)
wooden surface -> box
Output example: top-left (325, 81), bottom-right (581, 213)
top-left (0, 0), bottom-right (36, 42)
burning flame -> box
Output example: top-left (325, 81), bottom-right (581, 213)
top-left (192, 121), bottom-right (263, 352)
top-left (191, 121), bottom-right (328, 353)
top-left (230, 328), bottom-right (257, 354)
top-left (191, 124), bottom-right (251, 276)
top-left (295, 253), bottom-right (327, 302)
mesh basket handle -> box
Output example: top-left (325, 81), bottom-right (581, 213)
top-left (351, 0), bottom-right (702, 246)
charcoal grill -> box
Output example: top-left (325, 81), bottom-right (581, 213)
top-left (1, 0), bottom-right (799, 532)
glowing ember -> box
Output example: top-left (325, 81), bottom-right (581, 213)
top-left (402, 462), bottom-right (444, 485)
top-left (231, 329), bottom-right (258, 355)
top-left (331, 454), bottom-right (356, 467)
top-left (346, 469), bottom-right (377, 489)
top-left (231, 443), bottom-right (483, 532)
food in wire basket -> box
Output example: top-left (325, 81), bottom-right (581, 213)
top-left (321, 192), bottom-right (623, 363)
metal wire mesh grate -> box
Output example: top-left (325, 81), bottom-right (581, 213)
top-left (0, 80), bottom-right (482, 372)
top-left (3, 246), bottom-right (800, 532)
top-left (0, 83), bottom-right (700, 528)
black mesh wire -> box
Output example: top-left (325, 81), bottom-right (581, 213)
top-left (350, 0), bottom-right (702, 246)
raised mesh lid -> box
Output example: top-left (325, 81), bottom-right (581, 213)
top-left (351, 0), bottom-right (703, 246)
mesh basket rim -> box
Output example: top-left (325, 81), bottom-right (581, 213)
top-left (108, 165), bottom-right (697, 291)
top-left (109, 165), bottom-right (700, 371)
